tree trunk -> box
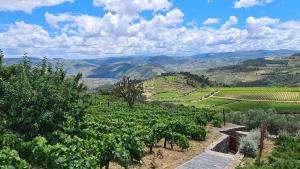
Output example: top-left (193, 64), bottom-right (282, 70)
top-left (164, 138), bottom-right (167, 148)
top-left (128, 100), bottom-right (134, 108)
top-left (105, 162), bottom-right (109, 169)
top-left (150, 146), bottom-right (153, 153)
top-left (171, 142), bottom-right (173, 149)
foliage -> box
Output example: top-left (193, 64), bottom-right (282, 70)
top-left (0, 56), bottom-right (88, 138)
top-left (0, 54), bottom-right (218, 168)
top-left (0, 147), bottom-right (32, 169)
top-left (112, 76), bottom-right (143, 108)
top-left (238, 132), bottom-right (300, 169)
top-left (0, 49), bottom-right (3, 67)
top-left (227, 109), bottom-right (300, 134)
top-left (239, 129), bottom-right (260, 157)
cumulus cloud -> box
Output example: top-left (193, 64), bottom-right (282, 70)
top-left (203, 18), bottom-right (220, 25)
top-left (246, 16), bottom-right (279, 38)
top-left (234, 0), bottom-right (274, 8)
top-left (0, 0), bottom-right (300, 58)
top-left (0, 0), bottom-right (73, 13)
top-left (93, 0), bottom-right (171, 18)
top-left (221, 16), bottom-right (238, 30)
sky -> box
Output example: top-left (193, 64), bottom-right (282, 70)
top-left (0, 0), bottom-right (299, 58)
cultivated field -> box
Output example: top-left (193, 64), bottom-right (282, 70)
top-left (146, 84), bottom-right (300, 113)
top-left (214, 88), bottom-right (300, 101)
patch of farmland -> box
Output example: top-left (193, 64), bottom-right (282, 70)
top-left (215, 90), bottom-right (300, 101)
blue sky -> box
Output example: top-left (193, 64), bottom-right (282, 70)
top-left (0, 0), bottom-right (299, 58)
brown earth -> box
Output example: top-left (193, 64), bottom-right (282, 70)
top-left (110, 125), bottom-right (223, 169)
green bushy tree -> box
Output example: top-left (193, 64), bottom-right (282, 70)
top-left (111, 76), bottom-right (143, 108)
top-left (0, 147), bottom-right (32, 169)
top-left (0, 56), bottom-right (88, 138)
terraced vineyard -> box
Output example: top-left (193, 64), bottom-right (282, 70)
top-left (144, 75), bottom-right (300, 113)
top-left (214, 88), bottom-right (300, 102)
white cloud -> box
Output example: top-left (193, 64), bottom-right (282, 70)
top-left (221, 16), bottom-right (238, 30)
top-left (0, 0), bottom-right (73, 13)
top-left (234, 0), bottom-right (274, 8)
top-left (203, 18), bottom-right (220, 25)
top-left (246, 16), bottom-right (279, 38)
top-left (93, 0), bottom-right (172, 18)
top-left (1, 0), bottom-right (300, 58)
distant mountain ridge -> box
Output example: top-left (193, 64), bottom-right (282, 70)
top-left (3, 50), bottom-right (297, 80)
top-left (201, 53), bottom-right (300, 87)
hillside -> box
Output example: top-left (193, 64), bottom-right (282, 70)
top-left (87, 62), bottom-right (167, 79)
top-left (4, 50), bottom-right (297, 81)
top-left (144, 73), bottom-right (300, 113)
top-left (143, 72), bottom-right (221, 102)
top-left (199, 53), bottom-right (300, 87)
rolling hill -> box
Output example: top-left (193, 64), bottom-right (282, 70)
top-left (143, 73), bottom-right (300, 113)
top-left (200, 53), bottom-right (300, 87)
top-left (3, 50), bottom-right (298, 90)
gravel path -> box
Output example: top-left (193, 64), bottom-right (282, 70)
top-left (176, 151), bottom-right (234, 169)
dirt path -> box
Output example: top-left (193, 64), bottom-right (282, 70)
top-left (211, 96), bottom-right (300, 103)
top-left (110, 125), bottom-right (222, 169)
top-left (176, 124), bottom-right (245, 169)
top-left (198, 91), bottom-right (219, 101)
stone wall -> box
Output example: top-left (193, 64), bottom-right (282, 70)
top-left (211, 135), bottom-right (230, 153)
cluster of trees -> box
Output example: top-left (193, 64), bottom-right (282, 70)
top-left (227, 109), bottom-right (300, 135)
top-left (0, 50), bottom-right (97, 168)
top-left (160, 72), bottom-right (226, 87)
top-left (0, 53), bottom-right (88, 138)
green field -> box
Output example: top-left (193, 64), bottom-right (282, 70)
top-left (145, 77), bottom-right (300, 113)
top-left (214, 88), bottom-right (300, 101)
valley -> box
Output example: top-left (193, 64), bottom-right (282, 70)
top-left (1, 51), bottom-right (300, 169)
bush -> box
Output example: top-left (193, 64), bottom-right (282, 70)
top-left (175, 135), bottom-right (190, 150)
top-left (227, 109), bottom-right (300, 135)
top-left (239, 129), bottom-right (260, 157)
top-left (194, 115), bottom-right (208, 126)
top-left (189, 126), bottom-right (206, 141)
top-left (0, 147), bottom-right (32, 169)
top-left (211, 119), bottom-right (222, 128)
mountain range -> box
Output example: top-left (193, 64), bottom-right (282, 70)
top-left (4, 50), bottom-right (297, 81)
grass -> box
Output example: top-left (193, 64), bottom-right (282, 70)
top-left (147, 86), bottom-right (300, 113)
top-left (222, 101), bottom-right (300, 112)
top-left (144, 75), bottom-right (300, 113)
top-left (215, 91), bottom-right (300, 101)
top-left (215, 87), bottom-right (300, 92)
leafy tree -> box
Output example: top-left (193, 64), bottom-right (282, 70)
top-left (0, 49), bottom-right (3, 67)
top-left (0, 56), bottom-right (88, 138)
top-left (111, 76), bottom-right (143, 108)
top-left (0, 147), bottom-right (32, 169)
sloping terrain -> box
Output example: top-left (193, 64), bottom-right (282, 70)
top-left (200, 53), bottom-right (300, 87)
top-left (144, 73), bottom-right (300, 113)
top-left (4, 50), bottom-right (297, 80)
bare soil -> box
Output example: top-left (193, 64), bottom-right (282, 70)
top-left (110, 125), bottom-right (222, 169)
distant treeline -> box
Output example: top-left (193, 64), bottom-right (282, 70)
top-left (161, 72), bottom-right (228, 87)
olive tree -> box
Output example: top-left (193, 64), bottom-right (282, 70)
top-left (111, 76), bottom-right (143, 108)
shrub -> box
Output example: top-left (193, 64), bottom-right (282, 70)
top-left (194, 115), bottom-right (208, 126)
top-left (175, 135), bottom-right (190, 150)
top-left (227, 109), bottom-right (300, 135)
top-left (239, 129), bottom-right (260, 157)
top-left (189, 126), bottom-right (206, 141)
top-left (211, 119), bottom-right (222, 128)
top-left (0, 147), bottom-right (32, 169)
